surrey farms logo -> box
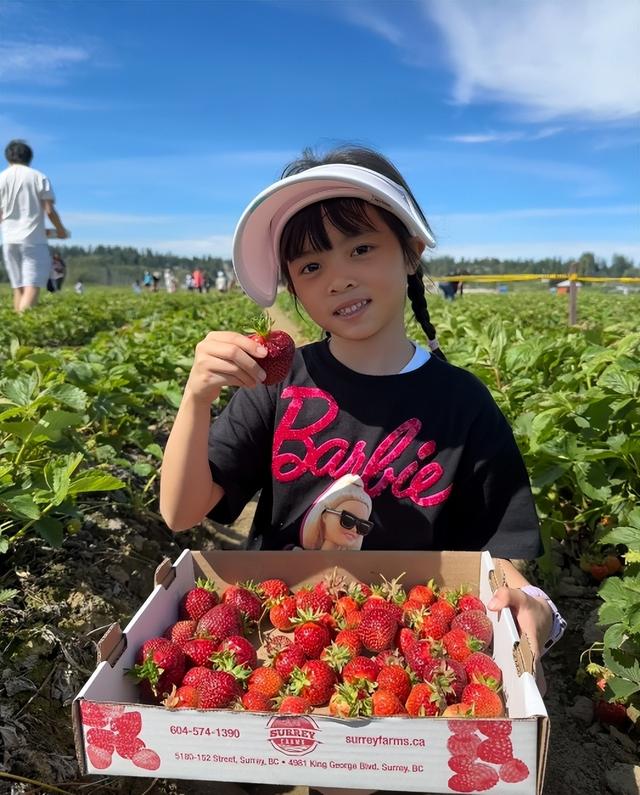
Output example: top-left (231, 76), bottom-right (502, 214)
top-left (267, 715), bottom-right (321, 756)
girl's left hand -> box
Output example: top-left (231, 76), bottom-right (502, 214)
top-left (487, 586), bottom-right (553, 694)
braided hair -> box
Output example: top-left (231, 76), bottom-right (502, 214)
top-left (279, 145), bottom-right (445, 360)
top-left (407, 264), bottom-right (446, 361)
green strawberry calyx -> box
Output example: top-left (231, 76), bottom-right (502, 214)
top-left (246, 313), bottom-right (274, 342)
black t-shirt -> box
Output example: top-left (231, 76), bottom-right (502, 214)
top-left (208, 340), bottom-right (541, 559)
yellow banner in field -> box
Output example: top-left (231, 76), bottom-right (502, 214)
top-left (436, 274), bottom-right (640, 284)
top-left (577, 276), bottom-right (640, 283)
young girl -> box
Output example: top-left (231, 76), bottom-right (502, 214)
top-left (160, 145), bottom-right (565, 683)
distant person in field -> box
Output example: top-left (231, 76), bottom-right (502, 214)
top-left (164, 267), bottom-right (177, 293)
top-left (192, 266), bottom-right (205, 293)
top-left (0, 140), bottom-right (69, 312)
top-left (46, 251), bottom-right (66, 292)
top-left (74, 279), bottom-right (84, 295)
top-left (143, 270), bottom-right (153, 290)
top-left (215, 270), bottom-right (228, 292)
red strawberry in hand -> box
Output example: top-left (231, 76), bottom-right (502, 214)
top-left (247, 315), bottom-right (295, 386)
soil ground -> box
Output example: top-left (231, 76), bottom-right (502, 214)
top-left (1, 303), bottom-right (637, 795)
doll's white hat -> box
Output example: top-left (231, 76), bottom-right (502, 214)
top-left (232, 163), bottom-right (436, 307)
top-left (300, 473), bottom-right (372, 550)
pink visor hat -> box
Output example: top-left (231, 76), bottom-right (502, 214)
top-left (232, 163), bottom-right (436, 307)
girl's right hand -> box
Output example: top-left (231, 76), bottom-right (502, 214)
top-left (184, 331), bottom-right (268, 404)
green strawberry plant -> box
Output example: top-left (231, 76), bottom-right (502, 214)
top-left (588, 509), bottom-right (640, 709)
top-left (0, 290), bottom-right (262, 553)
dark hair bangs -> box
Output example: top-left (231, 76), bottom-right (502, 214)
top-left (280, 197), bottom-right (378, 267)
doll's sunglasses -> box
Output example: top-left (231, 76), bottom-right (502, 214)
top-left (322, 508), bottom-right (374, 536)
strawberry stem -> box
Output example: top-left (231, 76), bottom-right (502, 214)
top-left (246, 313), bottom-right (274, 340)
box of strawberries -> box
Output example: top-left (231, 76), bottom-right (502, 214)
top-left (73, 549), bottom-right (549, 794)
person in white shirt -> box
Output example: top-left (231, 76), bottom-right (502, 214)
top-left (0, 140), bottom-right (69, 312)
top-left (215, 270), bottom-right (228, 292)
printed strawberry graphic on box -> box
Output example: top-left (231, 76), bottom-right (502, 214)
top-left (446, 720), bottom-right (530, 792)
top-left (81, 703), bottom-right (161, 772)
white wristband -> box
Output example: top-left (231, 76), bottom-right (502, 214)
top-left (519, 585), bottom-right (567, 655)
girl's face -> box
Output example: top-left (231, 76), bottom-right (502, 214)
top-left (322, 498), bottom-right (368, 549)
top-left (287, 207), bottom-right (420, 344)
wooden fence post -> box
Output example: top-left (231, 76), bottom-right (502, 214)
top-left (568, 261), bottom-right (578, 326)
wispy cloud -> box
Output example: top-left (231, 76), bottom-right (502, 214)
top-left (61, 234), bottom-right (235, 259)
top-left (447, 128), bottom-right (563, 144)
top-left (0, 42), bottom-right (89, 83)
top-left (390, 146), bottom-right (616, 198)
top-left (425, 0), bottom-right (640, 121)
top-left (592, 132), bottom-right (640, 152)
top-left (335, 1), bottom-right (640, 122)
top-left (64, 212), bottom-right (190, 226)
top-left (0, 93), bottom-right (108, 111)
top-left (143, 235), bottom-right (234, 258)
top-left (343, 6), bottom-right (404, 46)
top-left (432, 205), bottom-right (639, 224)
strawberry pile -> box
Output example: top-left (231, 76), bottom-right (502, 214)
top-left (131, 573), bottom-right (506, 719)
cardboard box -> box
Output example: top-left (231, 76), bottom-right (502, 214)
top-left (73, 550), bottom-right (549, 793)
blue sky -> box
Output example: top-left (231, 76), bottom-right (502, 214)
top-left (1, 0), bottom-right (638, 263)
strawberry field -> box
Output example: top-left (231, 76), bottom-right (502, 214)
top-left (1, 287), bottom-right (639, 794)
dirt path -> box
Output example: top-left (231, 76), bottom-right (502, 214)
top-left (268, 299), bottom-right (308, 345)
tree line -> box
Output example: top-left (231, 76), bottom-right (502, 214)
top-left (425, 252), bottom-right (638, 278)
top-left (0, 245), bottom-right (637, 285)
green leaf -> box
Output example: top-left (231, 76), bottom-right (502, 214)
top-left (25, 352), bottom-right (61, 369)
top-left (49, 384), bottom-right (88, 411)
top-left (599, 601), bottom-right (625, 627)
top-left (0, 420), bottom-right (37, 441)
top-left (599, 526), bottom-right (640, 550)
top-left (144, 443), bottom-right (163, 460)
top-left (531, 463), bottom-right (569, 489)
top-left (34, 516), bottom-right (64, 546)
top-left (573, 461), bottom-right (612, 502)
top-left (0, 588), bottom-right (18, 603)
top-left (0, 373), bottom-right (38, 406)
top-left (627, 509), bottom-right (640, 530)
top-left (43, 453), bottom-right (84, 502)
top-left (38, 410), bottom-right (85, 439)
top-left (603, 623), bottom-right (626, 649)
top-left (132, 462), bottom-right (154, 477)
top-left (603, 645), bottom-right (640, 683)
top-left (530, 408), bottom-right (564, 443)
top-left (153, 381), bottom-right (183, 409)
top-left (628, 602), bottom-right (640, 636)
top-left (67, 471), bottom-right (125, 495)
top-left (599, 365), bottom-right (639, 396)
top-left (600, 574), bottom-right (640, 607)
top-left (607, 433), bottom-right (629, 452)
top-left (607, 675), bottom-right (640, 700)
top-left (2, 493), bottom-right (40, 520)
